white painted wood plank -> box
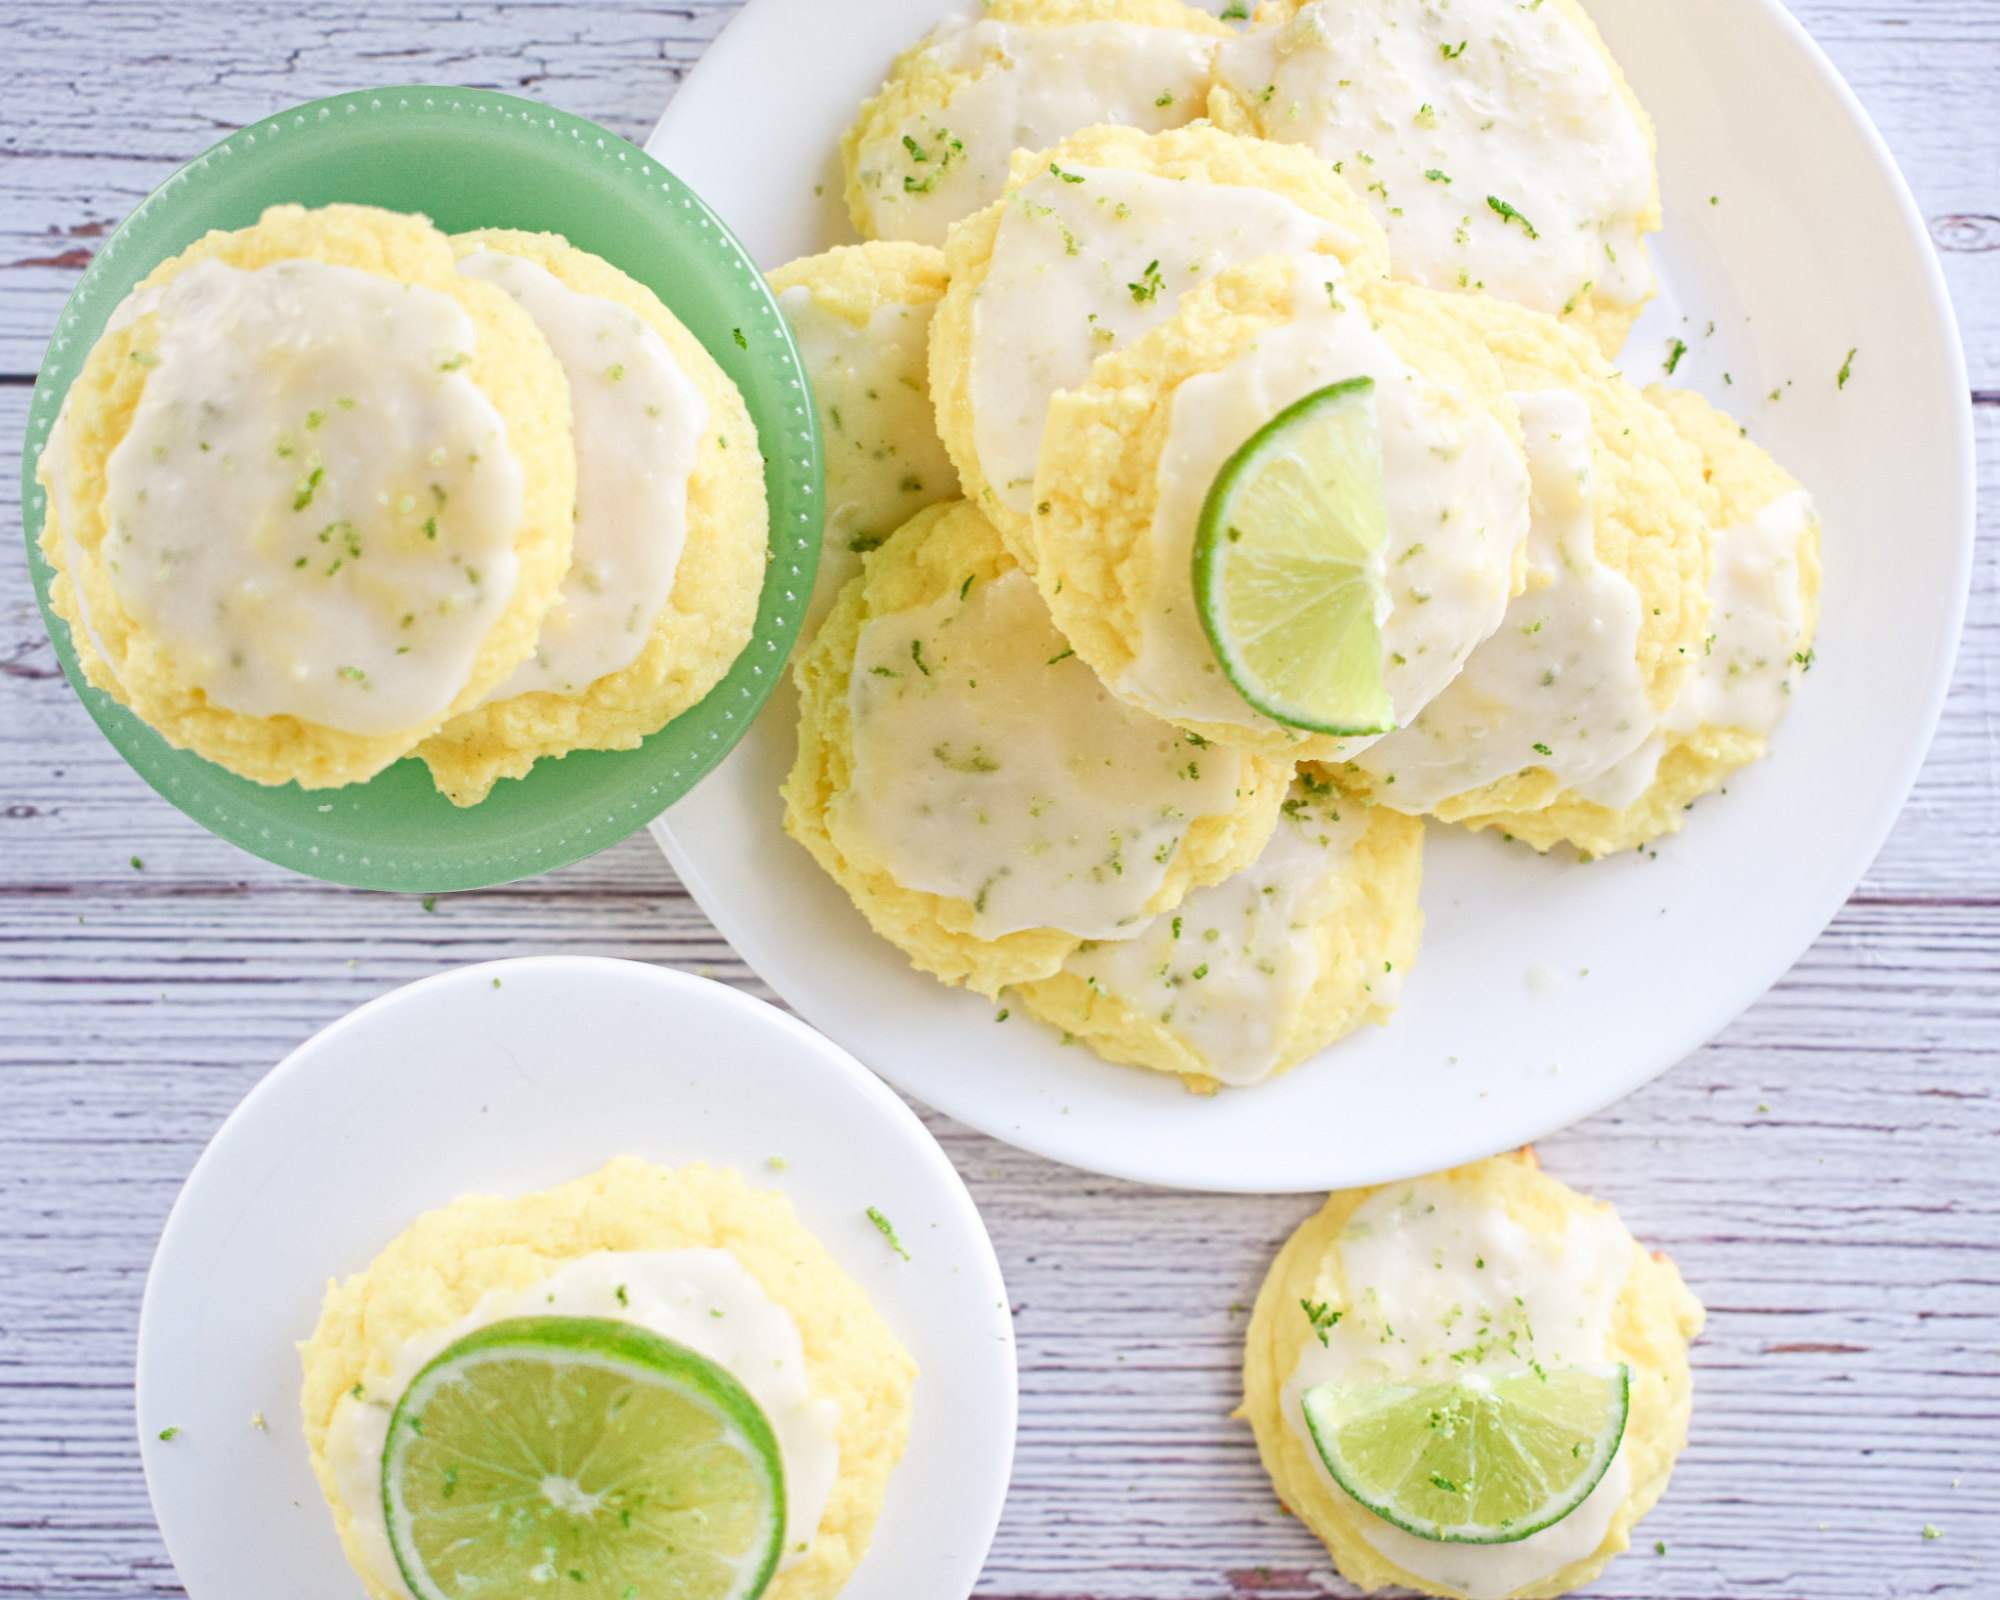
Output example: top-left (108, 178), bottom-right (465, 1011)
top-left (4, 393), bottom-right (1996, 899)
top-left (1, 863), bottom-right (1995, 1597)
top-left (0, 1), bottom-right (1994, 383)
top-left (2, 4), bottom-right (1997, 1597)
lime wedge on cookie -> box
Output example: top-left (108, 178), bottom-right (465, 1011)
top-left (1193, 376), bottom-right (1396, 736)
top-left (383, 1316), bottom-right (785, 1600)
top-left (1300, 1362), bottom-right (1629, 1544)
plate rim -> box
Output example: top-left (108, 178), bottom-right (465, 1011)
top-left (133, 953), bottom-right (1019, 1599)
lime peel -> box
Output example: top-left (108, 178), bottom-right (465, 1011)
top-left (1193, 376), bottom-right (1396, 736)
top-left (1301, 1361), bottom-right (1629, 1545)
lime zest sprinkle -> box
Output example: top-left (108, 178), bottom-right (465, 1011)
top-left (1486, 195), bottom-right (1539, 239)
top-left (868, 1207), bottom-right (911, 1260)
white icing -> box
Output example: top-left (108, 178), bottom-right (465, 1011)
top-left (457, 248), bottom-right (708, 700)
top-left (1213, 0), bottom-right (1654, 317)
top-left (834, 567), bottom-right (1243, 939)
top-left (1571, 726), bottom-right (1661, 810)
top-left (777, 284), bottom-right (959, 646)
top-left (1281, 1175), bottom-right (1637, 1598)
top-left (1664, 489), bottom-right (1813, 739)
top-left (1355, 390), bottom-right (1652, 809)
top-left (851, 18), bottom-right (1220, 245)
top-left (1062, 781), bottom-right (1378, 1086)
top-left (1120, 257), bottom-right (1529, 746)
top-left (324, 1249), bottom-right (841, 1599)
top-left (971, 164), bottom-right (1353, 516)
top-left (100, 258), bottom-right (525, 737)
top-left (1568, 488), bottom-right (1815, 812)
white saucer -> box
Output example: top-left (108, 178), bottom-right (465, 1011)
top-left (646, 0), bottom-right (1974, 1191)
top-left (134, 958), bottom-right (1016, 1599)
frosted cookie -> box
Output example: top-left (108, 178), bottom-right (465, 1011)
top-left (1453, 388), bottom-right (1820, 856)
top-left (930, 122), bottom-right (1390, 562)
top-left (36, 203), bottom-right (574, 789)
top-left (1244, 1150), bottom-right (1703, 1600)
top-left (784, 498), bottom-right (1291, 998)
top-left (413, 230), bottom-right (767, 806)
top-left (1341, 298), bottom-right (1710, 820)
top-left (1209, 0), bottom-right (1659, 357)
top-left (841, 0), bottom-right (1234, 246)
top-left (300, 1157), bottom-right (915, 1600)
top-left (1032, 251), bottom-right (1529, 762)
top-left (769, 242), bottom-right (960, 648)
top-left (1015, 772), bottom-right (1423, 1092)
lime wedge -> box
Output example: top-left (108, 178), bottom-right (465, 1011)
top-left (1193, 376), bottom-right (1395, 735)
top-left (1300, 1362), bottom-right (1629, 1544)
top-left (383, 1316), bottom-right (785, 1600)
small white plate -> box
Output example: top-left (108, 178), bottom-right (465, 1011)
top-left (134, 958), bottom-right (1015, 1599)
top-left (645, 0), bottom-right (1974, 1192)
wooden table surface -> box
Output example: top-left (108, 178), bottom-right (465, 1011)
top-left (1, 3), bottom-right (1994, 1596)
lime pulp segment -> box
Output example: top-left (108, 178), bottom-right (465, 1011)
top-left (1193, 376), bottom-right (1395, 737)
top-left (383, 1316), bottom-right (785, 1600)
top-left (1301, 1362), bottom-right (1630, 1544)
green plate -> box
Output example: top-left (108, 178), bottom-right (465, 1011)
top-left (19, 88), bottom-right (820, 892)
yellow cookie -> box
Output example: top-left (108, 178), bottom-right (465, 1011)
top-left (1453, 388), bottom-right (1821, 856)
top-left (1030, 251), bottom-right (1527, 763)
top-left (784, 497), bottom-right (1290, 998)
top-left (1244, 1150), bottom-right (1704, 1599)
top-left (842, 0), bottom-right (1234, 246)
top-left (1015, 771), bottom-right (1423, 1093)
top-left (1336, 296), bottom-right (1712, 821)
top-left (300, 1157), bottom-right (915, 1600)
top-left (768, 240), bottom-right (959, 648)
top-left (930, 122), bottom-right (1391, 563)
top-left (38, 202), bottom-right (574, 789)
top-left (414, 229), bottom-right (767, 807)
top-left (1209, 0), bottom-right (1659, 357)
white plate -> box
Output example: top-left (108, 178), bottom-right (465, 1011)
top-left (134, 958), bottom-right (1015, 1599)
top-left (645, 0), bottom-right (1974, 1192)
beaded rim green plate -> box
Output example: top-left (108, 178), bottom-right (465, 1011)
top-left (19, 87), bottom-right (820, 892)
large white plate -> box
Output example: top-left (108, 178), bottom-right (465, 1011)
top-left (135, 958), bottom-right (1015, 1599)
top-left (645, 0), bottom-right (1974, 1192)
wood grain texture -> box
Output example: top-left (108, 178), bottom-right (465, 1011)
top-left (1, 2), bottom-right (1996, 1597)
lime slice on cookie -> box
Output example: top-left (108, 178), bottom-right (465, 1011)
top-left (383, 1316), bottom-right (785, 1600)
top-left (1301, 1362), bottom-right (1629, 1544)
top-left (1193, 377), bottom-right (1396, 736)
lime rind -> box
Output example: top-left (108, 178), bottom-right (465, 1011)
top-left (383, 1315), bottom-right (785, 1600)
top-left (1301, 1362), bottom-right (1630, 1546)
top-left (1193, 376), bottom-right (1396, 737)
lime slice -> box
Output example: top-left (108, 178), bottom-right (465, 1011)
top-left (1193, 376), bottom-right (1396, 735)
top-left (383, 1316), bottom-right (785, 1600)
top-left (1300, 1362), bottom-right (1629, 1544)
